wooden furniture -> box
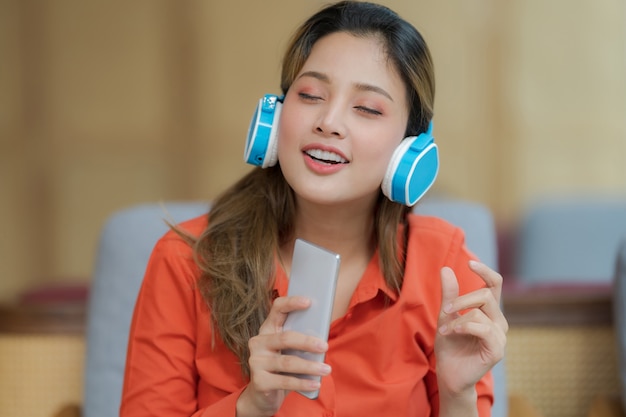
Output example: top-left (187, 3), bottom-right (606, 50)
top-left (503, 282), bottom-right (622, 417)
top-left (0, 302), bottom-right (85, 334)
top-left (0, 286), bottom-right (87, 417)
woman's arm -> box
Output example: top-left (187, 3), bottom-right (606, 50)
top-left (120, 235), bottom-right (244, 417)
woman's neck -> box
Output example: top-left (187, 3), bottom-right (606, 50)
top-left (280, 197), bottom-right (378, 271)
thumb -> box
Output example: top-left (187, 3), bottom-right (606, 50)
top-left (439, 266), bottom-right (459, 319)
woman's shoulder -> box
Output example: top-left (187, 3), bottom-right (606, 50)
top-left (152, 214), bottom-right (209, 256)
top-left (401, 214), bottom-right (480, 312)
top-left (163, 214), bottom-right (209, 239)
top-left (404, 212), bottom-right (471, 269)
top-left (406, 212), bottom-right (465, 242)
top-left (142, 214), bottom-right (209, 286)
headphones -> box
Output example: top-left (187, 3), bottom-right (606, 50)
top-left (244, 94), bottom-right (439, 207)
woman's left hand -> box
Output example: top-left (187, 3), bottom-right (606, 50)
top-left (435, 260), bottom-right (508, 397)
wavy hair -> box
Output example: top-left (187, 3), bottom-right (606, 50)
top-left (190, 1), bottom-right (435, 376)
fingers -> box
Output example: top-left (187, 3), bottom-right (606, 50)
top-left (438, 262), bottom-right (509, 343)
top-left (250, 329), bottom-right (328, 356)
top-left (248, 339), bottom-right (332, 390)
top-left (255, 295), bottom-right (329, 358)
top-left (247, 335), bottom-right (331, 395)
top-left (258, 295), bottom-right (311, 335)
top-left (438, 305), bottom-right (506, 342)
top-left (469, 260), bottom-right (504, 305)
top-left (248, 346), bottom-right (331, 393)
top-left (440, 262), bottom-right (508, 332)
top-left (257, 368), bottom-right (326, 394)
top-left (248, 295), bottom-right (332, 394)
top-left (439, 307), bottom-right (507, 364)
top-left (439, 266), bottom-right (460, 321)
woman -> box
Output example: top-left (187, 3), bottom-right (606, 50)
top-left (120, 2), bottom-right (508, 416)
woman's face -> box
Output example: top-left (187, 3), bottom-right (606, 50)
top-left (277, 31), bottom-right (409, 209)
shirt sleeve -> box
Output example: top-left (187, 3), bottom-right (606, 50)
top-left (119, 232), bottom-right (242, 417)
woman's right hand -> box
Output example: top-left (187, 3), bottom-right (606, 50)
top-left (235, 295), bottom-right (332, 417)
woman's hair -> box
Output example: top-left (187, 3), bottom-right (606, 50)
top-left (191, 1), bottom-right (435, 376)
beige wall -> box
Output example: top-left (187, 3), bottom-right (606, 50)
top-left (1, 0), bottom-right (625, 301)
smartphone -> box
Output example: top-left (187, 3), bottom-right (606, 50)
top-left (282, 238), bottom-right (341, 399)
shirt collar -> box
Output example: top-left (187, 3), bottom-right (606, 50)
top-left (356, 249), bottom-right (399, 303)
top-left (273, 246), bottom-right (400, 303)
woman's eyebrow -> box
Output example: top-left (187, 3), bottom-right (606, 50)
top-left (297, 70), bottom-right (394, 102)
top-left (354, 82), bottom-right (393, 102)
top-left (298, 70), bottom-right (330, 83)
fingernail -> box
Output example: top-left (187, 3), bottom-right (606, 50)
top-left (469, 260), bottom-right (480, 269)
top-left (439, 324), bottom-right (448, 334)
top-left (299, 296), bottom-right (311, 305)
top-left (309, 380), bottom-right (321, 389)
top-left (443, 303), bottom-right (453, 314)
top-left (316, 340), bottom-right (329, 351)
top-left (320, 364), bottom-right (332, 375)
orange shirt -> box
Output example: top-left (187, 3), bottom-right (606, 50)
top-left (120, 214), bottom-right (493, 417)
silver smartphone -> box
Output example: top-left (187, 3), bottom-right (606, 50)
top-left (282, 238), bottom-right (341, 399)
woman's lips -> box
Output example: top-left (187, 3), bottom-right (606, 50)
top-left (303, 148), bottom-right (348, 164)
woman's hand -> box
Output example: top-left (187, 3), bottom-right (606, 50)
top-left (236, 296), bottom-right (332, 417)
top-left (435, 261), bottom-right (508, 410)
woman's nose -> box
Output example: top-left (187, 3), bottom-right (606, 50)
top-left (315, 104), bottom-right (346, 138)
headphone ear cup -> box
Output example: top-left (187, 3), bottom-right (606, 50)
top-left (381, 125), bottom-right (439, 206)
top-left (264, 109), bottom-right (280, 167)
top-left (244, 94), bottom-right (282, 168)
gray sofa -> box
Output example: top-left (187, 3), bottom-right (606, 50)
top-left (83, 198), bottom-right (509, 417)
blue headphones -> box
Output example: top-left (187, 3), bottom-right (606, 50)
top-left (244, 94), bottom-right (439, 206)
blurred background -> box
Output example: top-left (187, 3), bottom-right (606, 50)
top-left (1, 1), bottom-right (626, 416)
top-left (1, 0), bottom-right (625, 301)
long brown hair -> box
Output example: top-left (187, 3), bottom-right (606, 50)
top-left (191, 1), bottom-right (435, 376)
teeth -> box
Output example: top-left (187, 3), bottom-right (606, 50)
top-left (305, 149), bottom-right (347, 163)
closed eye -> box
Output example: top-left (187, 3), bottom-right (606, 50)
top-left (299, 92), bottom-right (322, 102)
top-left (355, 106), bottom-right (382, 116)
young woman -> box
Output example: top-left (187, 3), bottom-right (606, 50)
top-left (120, 2), bottom-right (508, 416)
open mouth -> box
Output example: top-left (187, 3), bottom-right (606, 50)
top-left (304, 149), bottom-right (348, 165)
